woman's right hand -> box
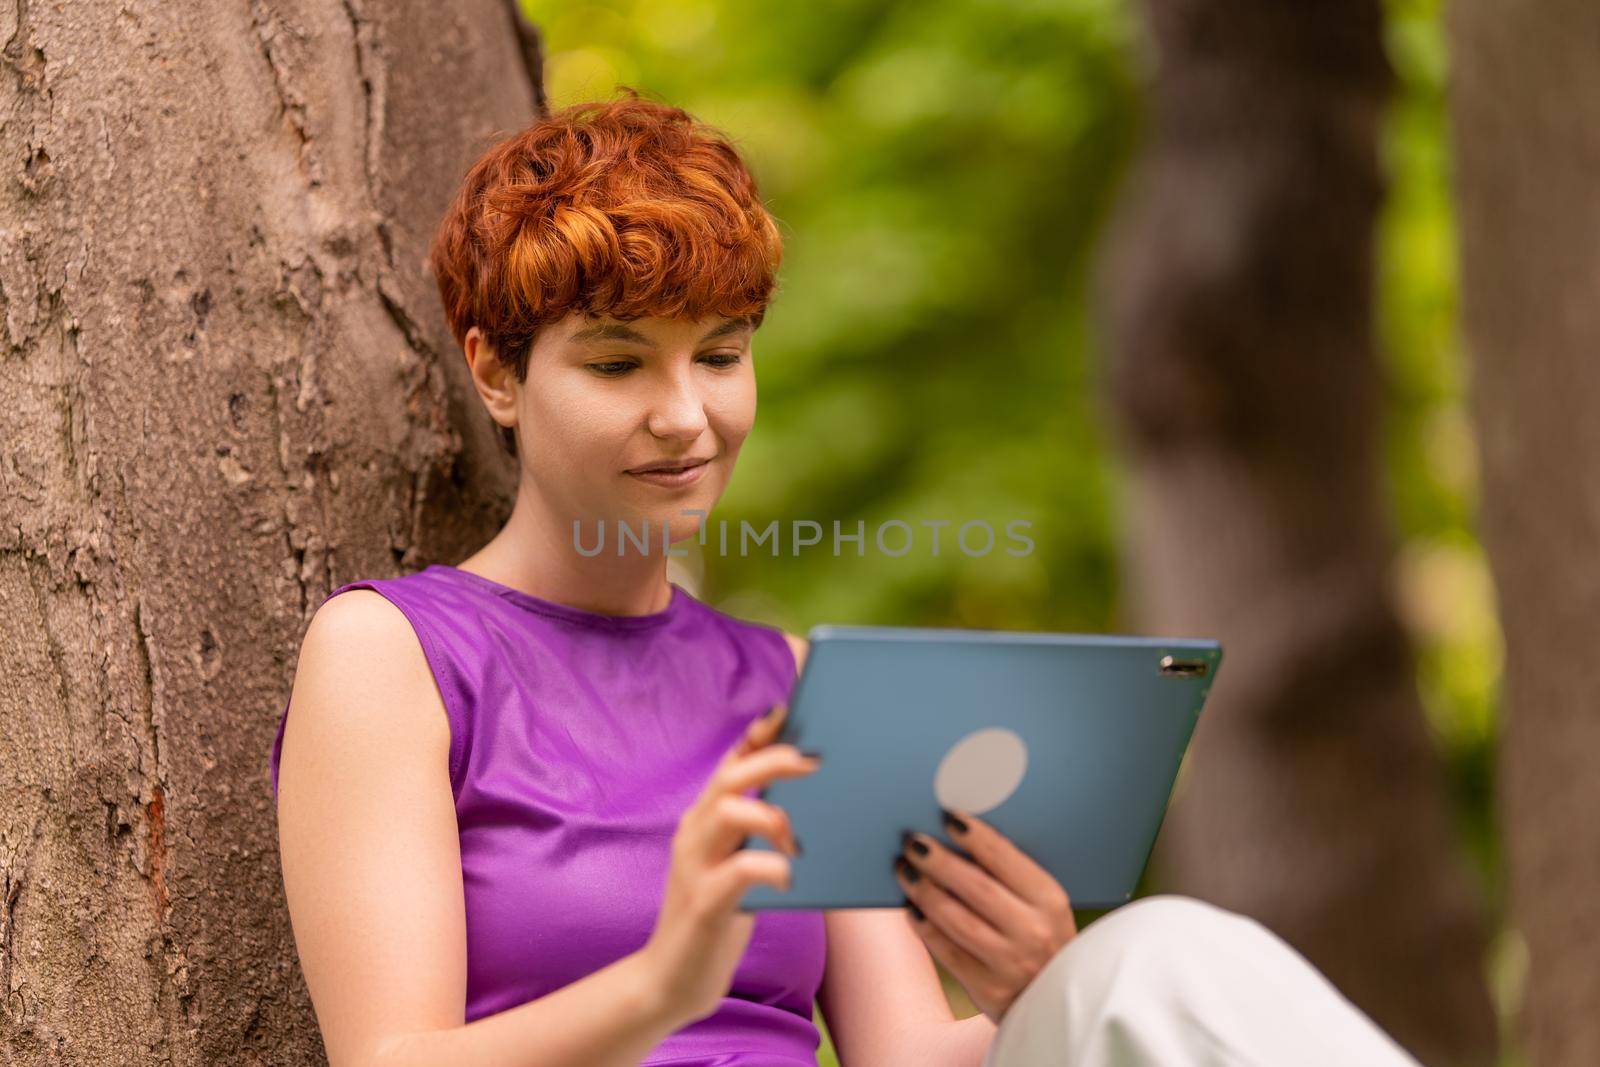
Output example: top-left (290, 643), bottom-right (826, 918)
top-left (638, 704), bottom-right (821, 1024)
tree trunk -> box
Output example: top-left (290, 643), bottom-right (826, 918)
top-left (1094, 2), bottom-right (1497, 1064)
top-left (1445, 3), bottom-right (1600, 1064)
top-left (0, 1), bottom-right (533, 1061)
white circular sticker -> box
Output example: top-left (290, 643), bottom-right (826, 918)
top-left (933, 726), bottom-right (1028, 814)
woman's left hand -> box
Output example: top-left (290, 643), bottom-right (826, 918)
top-left (894, 808), bottom-right (1078, 1025)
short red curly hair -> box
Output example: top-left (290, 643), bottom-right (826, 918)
top-left (428, 87), bottom-right (785, 457)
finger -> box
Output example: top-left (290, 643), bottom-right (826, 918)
top-left (731, 704), bottom-right (788, 758)
top-left (710, 743), bottom-right (819, 800)
top-left (941, 809), bottom-right (1069, 913)
top-left (894, 854), bottom-right (1009, 966)
top-left (720, 707), bottom-right (788, 804)
top-left (705, 849), bottom-right (793, 914)
top-left (901, 830), bottom-right (1036, 942)
top-left (697, 793), bottom-right (798, 862)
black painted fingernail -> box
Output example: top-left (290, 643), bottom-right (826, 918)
top-left (799, 749), bottom-right (823, 762)
top-left (793, 837), bottom-right (805, 856)
top-left (906, 900), bottom-right (925, 921)
top-left (942, 808), bottom-right (969, 835)
top-left (902, 831), bottom-right (929, 857)
top-left (894, 855), bottom-right (921, 883)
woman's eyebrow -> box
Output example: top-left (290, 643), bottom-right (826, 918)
top-left (570, 322), bottom-right (652, 345)
top-left (699, 315), bottom-right (755, 341)
top-left (569, 316), bottom-right (753, 347)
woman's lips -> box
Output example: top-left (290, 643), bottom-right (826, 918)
top-left (626, 460), bottom-right (709, 488)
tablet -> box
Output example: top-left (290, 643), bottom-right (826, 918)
top-left (737, 623), bottom-right (1222, 912)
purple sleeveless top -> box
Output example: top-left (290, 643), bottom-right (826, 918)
top-left (269, 564), bottom-right (826, 1066)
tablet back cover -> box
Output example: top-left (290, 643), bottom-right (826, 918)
top-left (738, 625), bottom-right (1221, 912)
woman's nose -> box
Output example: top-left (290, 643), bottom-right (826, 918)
top-left (645, 375), bottom-right (709, 441)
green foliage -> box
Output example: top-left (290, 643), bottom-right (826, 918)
top-left (1379, 0), bottom-right (1513, 1049)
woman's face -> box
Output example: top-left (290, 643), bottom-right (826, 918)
top-left (496, 311), bottom-right (759, 549)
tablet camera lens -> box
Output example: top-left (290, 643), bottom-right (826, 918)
top-left (1159, 655), bottom-right (1209, 678)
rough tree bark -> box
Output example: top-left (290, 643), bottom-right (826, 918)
top-left (1094, 2), bottom-right (1497, 1065)
top-left (1, 2), bottom-right (537, 1061)
top-left (1446, 3), bottom-right (1600, 1065)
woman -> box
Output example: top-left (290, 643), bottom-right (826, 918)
top-left (270, 90), bottom-right (1421, 1067)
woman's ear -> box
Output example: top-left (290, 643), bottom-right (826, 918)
top-left (463, 326), bottom-right (519, 431)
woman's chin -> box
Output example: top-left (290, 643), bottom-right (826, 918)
top-left (654, 507), bottom-right (713, 545)
top-left (604, 492), bottom-right (719, 549)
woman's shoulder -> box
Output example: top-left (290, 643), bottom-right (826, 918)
top-left (297, 588), bottom-right (444, 709)
top-left (303, 584), bottom-right (410, 649)
top-left (283, 587), bottom-right (454, 789)
top-left (303, 566), bottom-right (489, 640)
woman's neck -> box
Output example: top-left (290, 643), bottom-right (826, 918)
top-left (453, 489), bottom-right (677, 617)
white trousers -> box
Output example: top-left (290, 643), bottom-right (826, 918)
top-left (981, 895), bottom-right (1423, 1067)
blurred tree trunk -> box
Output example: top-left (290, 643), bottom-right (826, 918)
top-left (1446, 3), bottom-right (1600, 1064)
top-left (1094, 2), bottom-right (1497, 1065)
top-left (0, 1), bottom-right (533, 1061)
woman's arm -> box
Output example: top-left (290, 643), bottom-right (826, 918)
top-left (276, 590), bottom-right (691, 1067)
top-left (373, 952), bottom-right (682, 1067)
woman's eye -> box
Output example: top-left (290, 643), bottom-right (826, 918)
top-left (588, 353), bottom-right (740, 375)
